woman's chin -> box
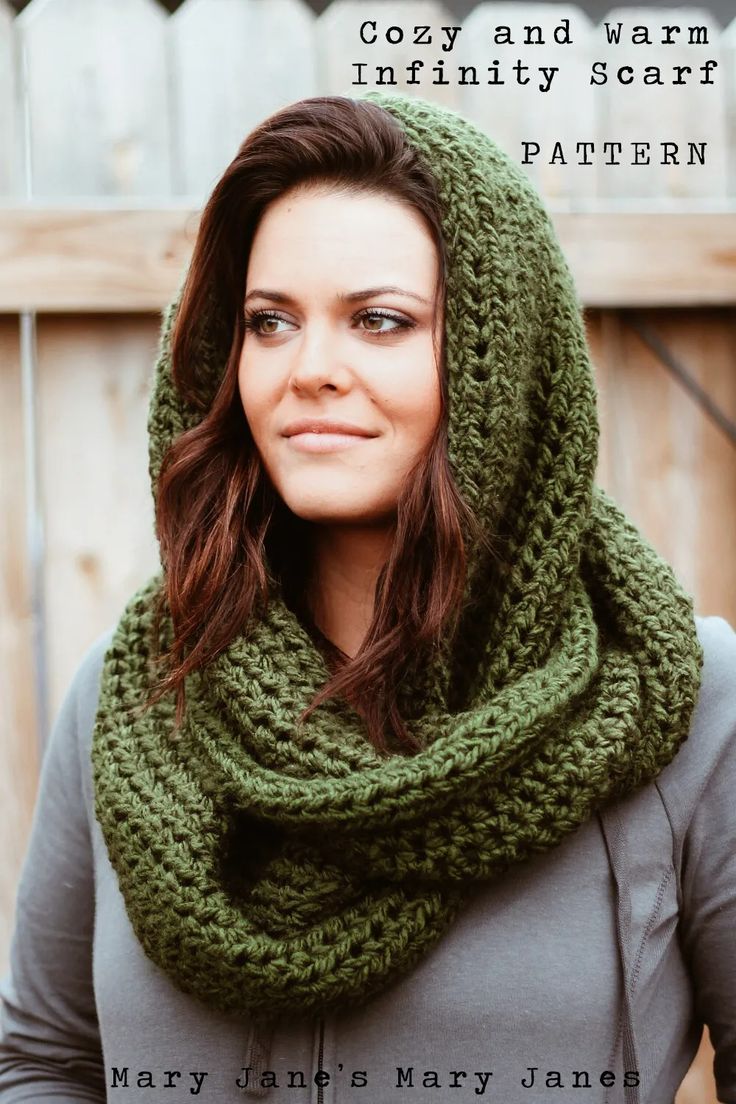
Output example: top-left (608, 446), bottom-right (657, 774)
top-left (282, 495), bottom-right (396, 527)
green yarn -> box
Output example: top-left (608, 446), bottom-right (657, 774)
top-left (90, 91), bottom-right (703, 1024)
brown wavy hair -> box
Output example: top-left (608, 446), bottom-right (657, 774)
top-left (145, 95), bottom-right (493, 755)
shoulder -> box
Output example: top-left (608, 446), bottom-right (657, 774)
top-left (46, 626), bottom-right (117, 820)
top-left (64, 626), bottom-right (117, 753)
top-left (688, 613), bottom-right (736, 772)
top-left (655, 613), bottom-right (736, 836)
top-left (694, 613), bottom-right (736, 711)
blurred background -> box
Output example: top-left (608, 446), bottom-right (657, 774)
top-left (1, 2), bottom-right (735, 1100)
top-left (8, 0), bottom-right (736, 20)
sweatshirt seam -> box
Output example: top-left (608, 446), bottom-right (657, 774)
top-left (659, 722), bottom-right (736, 919)
top-left (653, 779), bottom-right (683, 912)
top-left (629, 866), bottom-right (673, 997)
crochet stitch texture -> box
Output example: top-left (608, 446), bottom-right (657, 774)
top-left (91, 91), bottom-right (703, 1024)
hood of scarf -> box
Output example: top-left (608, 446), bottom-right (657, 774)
top-left (90, 91), bottom-right (703, 1052)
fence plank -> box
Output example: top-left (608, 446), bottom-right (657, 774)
top-left (724, 16), bottom-right (736, 196)
top-left (170, 0), bottom-right (318, 198)
top-left (555, 210), bottom-right (736, 303)
top-left (318, 0), bottom-right (458, 107)
top-left (595, 6), bottom-right (728, 201)
top-left (16, 0), bottom-right (172, 196)
top-left (34, 315), bottom-right (161, 720)
top-left (0, 316), bottom-right (38, 975)
top-left (0, 0), bottom-right (33, 978)
top-left (2, 207), bottom-right (736, 310)
top-left (14, 0), bottom-right (172, 756)
top-left (593, 309), bottom-right (699, 587)
top-left (661, 308), bottom-right (736, 615)
top-left (0, 0), bottom-right (19, 196)
top-left (0, 206), bottom-right (198, 311)
top-left (457, 3), bottom-right (598, 201)
top-left (589, 305), bottom-right (736, 627)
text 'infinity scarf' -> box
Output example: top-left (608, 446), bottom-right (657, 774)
top-left (91, 91), bottom-right (703, 1024)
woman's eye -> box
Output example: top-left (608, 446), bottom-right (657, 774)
top-left (357, 310), bottom-right (414, 336)
top-left (244, 311), bottom-right (292, 335)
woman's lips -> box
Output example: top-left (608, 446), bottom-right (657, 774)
top-left (285, 432), bottom-right (378, 453)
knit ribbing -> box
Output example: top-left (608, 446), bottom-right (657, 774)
top-left (90, 91), bottom-right (703, 1023)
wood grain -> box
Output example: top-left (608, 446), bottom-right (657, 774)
top-left (2, 208), bottom-right (736, 311)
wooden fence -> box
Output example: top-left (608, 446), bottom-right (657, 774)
top-left (2, 0), bottom-right (736, 203)
top-left (1, 3), bottom-right (736, 1102)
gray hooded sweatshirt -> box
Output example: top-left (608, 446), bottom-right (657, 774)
top-left (0, 613), bottom-right (735, 1104)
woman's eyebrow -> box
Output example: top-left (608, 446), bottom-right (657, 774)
top-left (244, 285), bottom-right (431, 306)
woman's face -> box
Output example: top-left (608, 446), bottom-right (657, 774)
top-left (238, 184), bottom-right (443, 527)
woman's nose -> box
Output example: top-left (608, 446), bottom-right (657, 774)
top-left (288, 320), bottom-right (347, 392)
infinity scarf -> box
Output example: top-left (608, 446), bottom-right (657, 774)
top-left (91, 91), bottom-right (703, 1024)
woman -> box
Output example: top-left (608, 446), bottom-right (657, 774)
top-left (0, 92), bottom-right (734, 1104)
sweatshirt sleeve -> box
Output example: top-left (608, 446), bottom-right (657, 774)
top-left (677, 615), bottom-right (736, 1104)
top-left (0, 634), bottom-right (111, 1102)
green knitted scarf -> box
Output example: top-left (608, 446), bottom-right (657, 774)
top-left (91, 91), bottom-right (703, 1025)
